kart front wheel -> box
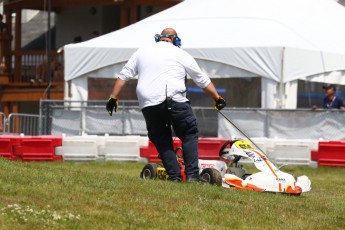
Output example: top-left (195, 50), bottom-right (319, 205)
top-left (200, 168), bottom-right (222, 186)
top-left (140, 163), bottom-right (159, 180)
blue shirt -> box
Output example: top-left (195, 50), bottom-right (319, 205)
top-left (323, 96), bottom-right (344, 109)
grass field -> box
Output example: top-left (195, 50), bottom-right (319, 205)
top-left (0, 158), bottom-right (344, 230)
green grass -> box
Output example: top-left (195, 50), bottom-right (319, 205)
top-left (0, 158), bottom-right (344, 230)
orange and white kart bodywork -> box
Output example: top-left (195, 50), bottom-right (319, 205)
top-left (140, 138), bottom-right (311, 195)
top-left (217, 139), bottom-right (311, 195)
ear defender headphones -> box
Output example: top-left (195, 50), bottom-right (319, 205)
top-left (154, 34), bottom-right (182, 47)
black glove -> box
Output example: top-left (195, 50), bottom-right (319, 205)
top-left (214, 96), bottom-right (226, 111)
top-left (106, 97), bottom-right (118, 116)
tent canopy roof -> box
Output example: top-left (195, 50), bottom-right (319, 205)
top-left (64, 0), bottom-right (345, 82)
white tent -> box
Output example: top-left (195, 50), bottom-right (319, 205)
top-left (64, 0), bottom-right (345, 108)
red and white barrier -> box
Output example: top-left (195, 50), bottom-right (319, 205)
top-left (1, 134), bottom-right (345, 167)
top-left (0, 135), bottom-right (62, 161)
top-left (311, 141), bottom-right (345, 167)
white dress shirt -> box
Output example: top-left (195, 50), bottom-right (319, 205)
top-left (117, 41), bottom-right (211, 109)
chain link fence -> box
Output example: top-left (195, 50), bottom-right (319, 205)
top-left (40, 100), bottom-right (218, 137)
top-left (218, 109), bottom-right (345, 140)
top-left (2, 100), bottom-right (344, 140)
top-left (39, 100), bottom-right (345, 140)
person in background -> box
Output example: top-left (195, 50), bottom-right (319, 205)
top-left (0, 14), bottom-right (6, 32)
top-left (91, 31), bottom-right (100, 38)
top-left (312, 83), bottom-right (345, 110)
top-left (73, 36), bottom-right (82, 43)
top-left (106, 27), bottom-right (226, 182)
top-left (35, 54), bottom-right (63, 83)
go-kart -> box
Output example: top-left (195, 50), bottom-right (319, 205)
top-left (140, 111), bottom-right (311, 195)
top-left (140, 138), bottom-right (311, 195)
top-left (219, 139), bottom-right (311, 195)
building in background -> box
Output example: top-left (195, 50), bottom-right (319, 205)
top-left (1, 0), bottom-right (344, 115)
top-left (0, 0), bottom-right (182, 116)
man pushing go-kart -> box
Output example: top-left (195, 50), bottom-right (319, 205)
top-left (106, 27), bottom-right (226, 182)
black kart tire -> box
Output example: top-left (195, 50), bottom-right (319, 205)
top-left (140, 163), bottom-right (159, 180)
top-left (200, 168), bottom-right (222, 186)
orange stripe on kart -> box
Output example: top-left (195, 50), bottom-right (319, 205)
top-left (252, 149), bottom-right (278, 178)
top-left (285, 182), bottom-right (302, 195)
top-left (225, 178), bottom-right (265, 192)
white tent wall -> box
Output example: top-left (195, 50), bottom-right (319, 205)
top-left (69, 78), bottom-right (88, 101)
top-left (64, 0), bottom-right (345, 108)
top-left (262, 78), bottom-right (279, 109)
top-left (186, 47), bottom-right (282, 82)
top-left (64, 47), bottom-right (136, 81)
top-left (307, 70), bottom-right (345, 84)
top-left (195, 59), bottom-right (258, 79)
top-left (282, 48), bottom-right (345, 108)
top-left (283, 48), bottom-right (345, 83)
top-left (283, 80), bottom-right (298, 109)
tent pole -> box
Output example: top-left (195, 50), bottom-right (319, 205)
top-left (47, 0), bottom-right (52, 99)
top-left (279, 47), bottom-right (286, 109)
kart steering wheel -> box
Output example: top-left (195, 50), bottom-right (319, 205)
top-left (219, 140), bottom-right (242, 163)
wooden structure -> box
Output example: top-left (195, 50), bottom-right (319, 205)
top-left (0, 0), bottom-right (182, 116)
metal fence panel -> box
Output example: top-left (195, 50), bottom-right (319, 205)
top-left (268, 110), bottom-right (345, 140)
top-left (51, 109), bottom-right (81, 136)
top-left (85, 108), bottom-right (126, 135)
top-left (123, 109), bottom-right (148, 135)
top-left (218, 109), bottom-right (345, 140)
top-left (42, 100), bottom-right (220, 137)
top-left (218, 109), bottom-right (267, 138)
top-left (7, 113), bottom-right (41, 135)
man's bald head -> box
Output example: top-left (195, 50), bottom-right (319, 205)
top-left (157, 27), bottom-right (181, 47)
top-left (161, 28), bottom-right (177, 36)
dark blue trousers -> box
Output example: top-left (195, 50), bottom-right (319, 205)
top-left (142, 100), bottom-right (199, 181)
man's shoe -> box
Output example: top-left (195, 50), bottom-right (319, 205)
top-left (168, 178), bottom-right (182, 182)
top-left (186, 175), bottom-right (208, 183)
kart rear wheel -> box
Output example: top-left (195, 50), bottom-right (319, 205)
top-left (200, 168), bottom-right (222, 186)
top-left (140, 163), bottom-right (159, 180)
